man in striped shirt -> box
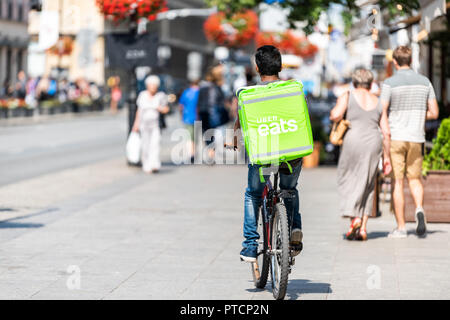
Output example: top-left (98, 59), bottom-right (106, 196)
top-left (380, 46), bottom-right (439, 238)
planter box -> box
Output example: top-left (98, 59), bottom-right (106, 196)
top-left (405, 171), bottom-right (450, 222)
top-left (25, 109), bottom-right (35, 117)
top-left (39, 107), bottom-right (54, 115)
top-left (0, 108), bottom-right (8, 118)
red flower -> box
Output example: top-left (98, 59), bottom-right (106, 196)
top-left (204, 10), bottom-right (258, 48)
top-left (96, 0), bottom-right (167, 22)
top-left (256, 30), bottom-right (318, 58)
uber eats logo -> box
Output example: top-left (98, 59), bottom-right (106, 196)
top-left (256, 116), bottom-right (298, 137)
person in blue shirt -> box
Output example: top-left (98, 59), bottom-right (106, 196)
top-left (179, 80), bottom-right (200, 162)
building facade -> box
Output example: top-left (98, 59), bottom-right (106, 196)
top-left (0, 0), bottom-right (30, 89)
top-left (27, 0), bottom-right (105, 85)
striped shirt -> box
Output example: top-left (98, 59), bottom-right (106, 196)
top-left (380, 69), bottom-right (436, 143)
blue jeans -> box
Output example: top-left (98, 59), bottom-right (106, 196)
top-left (243, 161), bottom-right (303, 250)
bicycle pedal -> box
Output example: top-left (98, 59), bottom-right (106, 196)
top-left (290, 242), bottom-right (303, 252)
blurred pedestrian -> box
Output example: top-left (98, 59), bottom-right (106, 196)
top-left (209, 63), bottom-right (228, 129)
top-left (109, 76), bottom-right (122, 114)
top-left (179, 79), bottom-right (200, 162)
top-left (132, 75), bottom-right (169, 173)
top-left (330, 68), bottom-right (392, 240)
top-left (380, 46), bottom-right (439, 238)
top-left (36, 76), bottom-right (50, 102)
top-left (14, 70), bottom-right (27, 99)
top-left (197, 67), bottom-right (214, 134)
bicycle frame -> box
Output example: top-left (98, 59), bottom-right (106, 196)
top-left (260, 172), bottom-right (295, 257)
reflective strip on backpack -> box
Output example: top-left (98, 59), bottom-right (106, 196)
top-left (242, 91), bottom-right (302, 105)
top-left (252, 145), bottom-right (313, 159)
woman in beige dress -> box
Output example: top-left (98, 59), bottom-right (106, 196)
top-left (330, 68), bottom-right (392, 240)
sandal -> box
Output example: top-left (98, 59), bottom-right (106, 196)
top-left (346, 217), bottom-right (362, 240)
top-left (356, 228), bottom-right (368, 241)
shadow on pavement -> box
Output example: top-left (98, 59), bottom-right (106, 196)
top-left (246, 279), bottom-right (332, 300)
top-left (367, 231), bottom-right (390, 239)
top-left (0, 207), bottom-right (57, 229)
top-left (0, 221), bottom-right (44, 229)
top-left (285, 279), bottom-right (332, 300)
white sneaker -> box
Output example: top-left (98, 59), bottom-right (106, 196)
top-left (415, 208), bottom-right (427, 236)
top-left (388, 228), bottom-right (407, 238)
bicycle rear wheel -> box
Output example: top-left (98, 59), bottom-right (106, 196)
top-left (253, 206), bottom-right (270, 288)
top-left (270, 202), bottom-right (290, 300)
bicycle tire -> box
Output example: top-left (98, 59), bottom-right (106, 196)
top-left (253, 207), bottom-right (270, 288)
top-left (270, 202), bottom-right (290, 300)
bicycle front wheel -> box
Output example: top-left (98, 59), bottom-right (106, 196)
top-left (270, 202), bottom-right (290, 300)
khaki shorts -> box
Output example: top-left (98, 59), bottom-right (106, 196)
top-left (390, 140), bottom-right (423, 179)
top-left (185, 124), bottom-right (195, 142)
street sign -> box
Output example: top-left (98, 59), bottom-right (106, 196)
top-left (105, 33), bottom-right (159, 70)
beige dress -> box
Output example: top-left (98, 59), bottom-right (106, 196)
top-left (337, 92), bottom-right (382, 217)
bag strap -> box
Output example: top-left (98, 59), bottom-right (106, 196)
top-left (343, 91), bottom-right (350, 120)
top-left (258, 160), bottom-right (293, 184)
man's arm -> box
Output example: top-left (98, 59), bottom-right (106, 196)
top-left (426, 83), bottom-right (439, 120)
top-left (426, 98), bottom-right (439, 120)
top-left (380, 100), bottom-right (392, 175)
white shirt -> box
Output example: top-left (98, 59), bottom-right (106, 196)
top-left (137, 91), bottom-right (168, 128)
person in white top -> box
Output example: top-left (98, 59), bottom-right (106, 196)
top-left (132, 75), bottom-right (169, 173)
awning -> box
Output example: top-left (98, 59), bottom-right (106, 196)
top-left (419, 0), bottom-right (447, 32)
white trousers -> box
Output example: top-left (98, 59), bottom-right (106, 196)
top-left (140, 126), bottom-right (161, 172)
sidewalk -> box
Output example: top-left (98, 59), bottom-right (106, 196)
top-left (0, 108), bottom-right (122, 127)
top-left (0, 158), bottom-right (449, 299)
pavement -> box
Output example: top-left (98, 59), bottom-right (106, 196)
top-left (0, 111), bottom-right (449, 300)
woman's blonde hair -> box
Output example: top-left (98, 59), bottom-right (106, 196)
top-left (352, 68), bottom-right (373, 90)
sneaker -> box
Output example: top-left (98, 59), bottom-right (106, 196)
top-left (415, 208), bottom-right (427, 236)
top-left (290, 229), bottom-right (303, 257)
top-left (240, 247), bottom-right (257, 263)
top-left (290, 228), bottom-right (303, 245)
top-left (388, 228), bottom-right (407, 238)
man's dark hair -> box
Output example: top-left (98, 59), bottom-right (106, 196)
top-left (255, 45), bottom-right (282, 76)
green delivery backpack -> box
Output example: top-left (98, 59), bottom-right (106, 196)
top-left (237, 80), bottom-right (314, 178)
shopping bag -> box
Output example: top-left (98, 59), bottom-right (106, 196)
top-left (126, 132), bottom-right (141, 164)
top-left (237, 80), bottom-right (314, 166)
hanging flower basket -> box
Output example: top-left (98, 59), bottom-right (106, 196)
top-left (48, 36), bottom-right (74, 56)
top-left (96, 0), bottom-right (168, 23)
top-left (256, 30), bottom-right (319, 59)
top-left (204, 10), bottom-right (258, 48)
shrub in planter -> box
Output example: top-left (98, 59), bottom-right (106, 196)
top-left (75, 96), bottom-right (93, 112)
top-left (0, 99), bottom-right (8, 118)
top-left (422, 117), bottom-right (450, 175)
top-left (405, 117), bottom-right (450, 222)
top-left (39, 99), bottom-right (60, 115)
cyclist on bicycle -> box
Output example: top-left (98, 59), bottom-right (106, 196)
top-left (229, 45), bottom-right (304, 262)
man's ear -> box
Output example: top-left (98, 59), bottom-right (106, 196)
top-left (393, 59), bottom-right (399, 70)
top-left (255, 65), bottom-right (259, 74)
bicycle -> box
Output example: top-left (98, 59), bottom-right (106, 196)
top-left (224, 144), bottom-right (301, 300)
top-left (251, 167), bottom-right (302, 300)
